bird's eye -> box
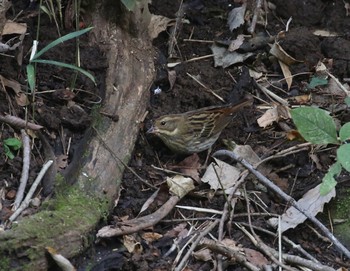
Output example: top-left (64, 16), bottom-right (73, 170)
top-left (160, 121), bottom-right (166, 126)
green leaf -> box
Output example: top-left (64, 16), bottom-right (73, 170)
top-left (30, 59), bottom-right (96, 84)
top-left (308, 76), bottom-right (328, 89)
top-left (291, 107), bottom-right (338, 144)
top-left (4, 138), bottom-right (22, 150)
top-left (337, 144), bottom-right (350, 172)
top-left (4, 145), bottom-right (14, 160)
top-left (26, 64), bottom-right (36, 92)
top-left (32, 27), bottom-right (93, 60)
top-left (339, 122), bottom-right (350, 142)
top-left (345, 97), bottom-right (350, 106)
top-left (320, 162), bottom-right (342, 195)
top-left (121, 0), bottom-right (137, 11)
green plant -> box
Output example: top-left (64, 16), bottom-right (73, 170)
top-left (40, 0), bottom-right (63, 35)
top-left (121, 0), bottom-right (137, 11)
top-left (291, 106), bottom-right (350, 195)
top-left (3, 138), bottom-right (22, 160)
top-left (26, 26), bottom-right (96, 93)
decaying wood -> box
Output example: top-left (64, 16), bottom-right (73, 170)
top-left (0, 1), bottom-right (154, 270)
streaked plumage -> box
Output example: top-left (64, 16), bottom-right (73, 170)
top-left (147, 99), bottom-right (252, 153)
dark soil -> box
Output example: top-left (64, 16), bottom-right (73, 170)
top-left (1, 0), bottom-right (350, 270)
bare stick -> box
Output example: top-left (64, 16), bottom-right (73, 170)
top-left (8, 160), bottom-right (53, 223)
top-left (13, 129), bottom-right (31, 210)
top-left (213, 150), bottom-right (350, 259)
top-left (174, 220), bottom-right (219, 271)
top-left (0, 114), bottom-right (43, 130)
top-left (187, 72), bottom-right (225, 102)
top-left (248, 0), bottom-right (263, 34)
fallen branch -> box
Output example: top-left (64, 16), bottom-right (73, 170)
top-left (0, 114), bottom-right (43, 130)
top-left (12, 129), bottom-right (31, 210)
top-left (213, 150), bottom-right (350, 259)
top-left (97, 195), bottom-right (180, 238)
top-left (8, 160), bottom-right (53, 223)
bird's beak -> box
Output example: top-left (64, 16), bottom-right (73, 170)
top-left (147, 126), bottom-right (158, 134)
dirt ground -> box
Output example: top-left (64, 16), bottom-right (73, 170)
top-left (1, 0), bottom-right (350, 270)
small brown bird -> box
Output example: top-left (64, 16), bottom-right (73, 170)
top-left (147, 99), bottom-right (252, 154)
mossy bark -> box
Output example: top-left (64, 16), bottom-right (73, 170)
top-left (0, 1), bottom-right (154, 269)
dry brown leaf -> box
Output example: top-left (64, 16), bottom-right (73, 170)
top-left (168, 70), bottom-right (176, 91)
top-left (278, 59), bottom-right (292, 90)
top-left (269, 42), bottom-right (303, 65)
top-left (148, 14), bottom-right (173, 40)
top-left (141, 232), bottom-right (163, 243)
top-left (244, 248), bottom-right (269, 267)
top-left (166, 175), bottom-right (194, 198)
top-left (268, 183), bottom-right (336, 232)
top-left (123, 234), bottom-right (143, 254)
top-left (202, 158), bottom-right (241, 191)
top-left (2, 20), bottom-right (27, 35)
top-left (177, 153), bottom-right (201, 182)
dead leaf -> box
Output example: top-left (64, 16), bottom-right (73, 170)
top-left (168, 70), bottom-right (176, 91)
top-left (166, 175), bottom-right (194, 198)
top-left (177, 153), bottom-right (201, 182)
top-left (148, 14), bottom-right (173, 40)
top-left (269, 42), bottom-right (303, 66)
top-left (257, 105), bottom-right (290, 128)
top-left (244, 248), bottom-right (269, 267)
top-left (0, 75), bottom-right (22, 94)
top-left (141, 232), bottom-right (163, 243)
top-left (257, 107), bottom-right (279, 128)
top-left (202, 158), bottom-right (241, 190)
top-left (46, 247), bottom-right (76, 271)
top-left (228, 34), bottom-right (245, 52)
top-left (227, 3), bottom-right (247, 31)
top-left (278, 59), bottom-right (292, 90)
top-left (193, 248), bottom-right (212, 261)
top-left (268, 183), bottom-right (336, 232)
top-left (123, 234), bottom-right (143, 254)
top-left (211, 44), bottom-right (253, 68)
top-left (2, 20), bottom-right (27, 35)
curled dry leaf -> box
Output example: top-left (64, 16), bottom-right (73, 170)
top-left (123, 234), bottom-right (143, 254)
top-left (257, 105), bottom-right (291, 128)
top-left (166, 175), bottom-right (194, 198)
top-left (148, 14), bottom-right (173, 40)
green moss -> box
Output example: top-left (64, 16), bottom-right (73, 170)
top-left (0, 186), bottom-right (110, 270)
top-left (331, 188), bottom-right (350, 246)
top-left (0, 258), bottom-right (10, 270)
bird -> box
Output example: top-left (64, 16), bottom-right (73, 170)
top-left (147, 98), bottom-right (252, 154)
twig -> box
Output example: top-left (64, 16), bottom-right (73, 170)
top-left (238, 222), bottom-right (320, 263)
top-left (12, 129), bottom-right (31, 210)
top-left (237, 223), bottom-right (335, 271)
top-left (200, 238), bottom-right (260, 271)
top-left (97, 195), bottom-right (180, 238)
top-left (247, 0), bottom-right (263, 34)
top-left (0, 114), bottom-right (43, 130)
top-left (213, 150), bottom-right (350, 259)
top-left (168, 0), bottom-right (184, 58)
top-left (174, 220), bottom-right (219, 271)
top-left (255, 81), bottom-right (289, 106)
top-left (8, 160), bottom-right (53, 223)
top-left (167, 54), bottom-right (215, 68)
top-left (186, 72), bottom-right (225, 102)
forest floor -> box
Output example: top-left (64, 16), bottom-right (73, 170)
top-left (0, 0), bottom-right (350, 270)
